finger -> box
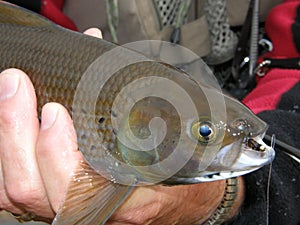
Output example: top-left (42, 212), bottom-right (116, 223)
top-left (83, 27), bottom-right (103, 38)
top-left (0, 161), bottom-right (22, 214)
top-left (36, 103), bottom-right (83, 213)
top-left (0, 69), bottom-right (52, 217)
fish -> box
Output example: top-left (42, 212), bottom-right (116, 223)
top-left (0, 2), bottom-right (275, 225)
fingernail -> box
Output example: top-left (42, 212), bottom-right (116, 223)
top-left (0, 71), bottom-right (20, 101)
top-left (84, 28), bottom-right (103, 38)
top-left (41, 105), bottom-right (59, 130)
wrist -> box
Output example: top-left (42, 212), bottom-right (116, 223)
top-left (110, 180), bottom-right (227, 225)
top-left (109, 177), bottom-right (244, 225)
top-left (204, 176), bottom-right (245, 225)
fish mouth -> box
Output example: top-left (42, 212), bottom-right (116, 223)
top-left (164, 134), bottom-right (275, 184)
top-left (227, 135), bottom-right (275, 170)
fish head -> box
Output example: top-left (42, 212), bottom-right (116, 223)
top-left (74, 43), bottom-right (275, 185)
top-left (166, 88), bottom-right (275, 184)
top-left (104, 62), bottom-right (275, 185)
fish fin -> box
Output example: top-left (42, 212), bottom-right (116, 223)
top-left (0, 2), bottom-right (53, 27)
top-left (52, 160), bottom-right (135, 225)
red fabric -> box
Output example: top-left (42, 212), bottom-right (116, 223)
top-left (262, 0), bottom-right (300, 59)
top-left (243, 69), bottom-right (300, 114)
top-left (243, 0), bottom-right (300, 114)
top-left (40, 0), bottom-right (77, 31)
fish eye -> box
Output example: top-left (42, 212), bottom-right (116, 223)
top-left (191, 121), bottom-right (216, 143)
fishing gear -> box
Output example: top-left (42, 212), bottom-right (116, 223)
top-left (264, 135), bottom-right (300, 159)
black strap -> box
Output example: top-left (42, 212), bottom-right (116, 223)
top-left (255, 57), bottom-right (300, 76)
top-left (266, 57), bottom-right (300, 69)
top-left (231, 0), bottom-right (255, 80)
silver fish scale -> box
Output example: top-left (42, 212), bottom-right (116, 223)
top-left (78, 59), bottom-right (184, 164)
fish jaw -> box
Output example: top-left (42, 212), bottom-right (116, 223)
top-left (164, 134), bottom-right (275, 184)
top-left (207, 136), bottom-right (275, 174)
top-left (227, 136), bottom-right (275, 170)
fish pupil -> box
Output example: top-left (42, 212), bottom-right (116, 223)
top-left (199, 125), bottom-right (211, 137)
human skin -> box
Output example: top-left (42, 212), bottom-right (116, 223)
top-left (0, 28), bottom-right (244, 224)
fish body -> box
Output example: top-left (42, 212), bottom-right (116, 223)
top-left (0, 2), bottom-right (275, 224)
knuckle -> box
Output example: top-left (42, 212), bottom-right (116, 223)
top-left (0, 192), bottom-right (10, 208)
top-left (0, 189), bottom-right (22, 214)
top-left (6, 182), bottom-right (44, 208)
top-left (0, 110), bottom-right (26, 132)
top-left (0, 111), bottom-right (17, 130)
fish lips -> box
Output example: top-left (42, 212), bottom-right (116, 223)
top-left (164, 135), bottom-right (275, 184)
top-left (211, 136), bottom-right (275, 171)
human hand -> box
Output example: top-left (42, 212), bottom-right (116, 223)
top-left (0, 28), bottom-right (242, 225)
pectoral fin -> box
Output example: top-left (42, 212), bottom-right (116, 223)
top-left (52, 160), bottom-right (135, 225)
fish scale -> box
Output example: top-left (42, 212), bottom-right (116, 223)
top-left (0, 0), bottom-right (273, 185)
top-left (82, 61), bottom-right (184, 164)
top-left (0, 3), bottom-right (275, 225)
